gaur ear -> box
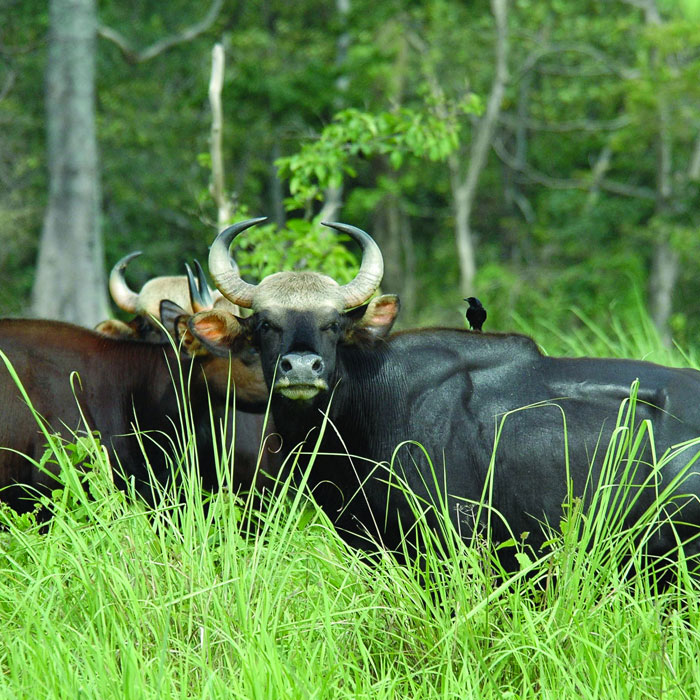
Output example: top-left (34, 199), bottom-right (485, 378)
top-left (346, 294), bottom-right (400, 342)
top-left (186, 309), bottom-right (248, 358)
top-left (158, 300), bottom-right (205, 357)
top-left (159, 299), bottom-right (190, 349)
top-left (95, 319), bottom-right (139, 339)
top-left (160, 299), bottom-right (187, 334)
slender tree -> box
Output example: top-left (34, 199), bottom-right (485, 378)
top-left (209, 42), bottom-right (232, 230)
top-left (31, 0), bottom-right (223, 325)
top-left (31, 0), bottom-right (106, 325)
top-left (448, 0), bottom-right (509, 296)
top-left (642, 0), bottom-right (678, 346)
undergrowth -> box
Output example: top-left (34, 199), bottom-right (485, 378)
top-left (1, 317), bottom-right (700, 699)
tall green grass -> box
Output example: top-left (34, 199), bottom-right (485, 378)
top-left (515, 292), bottom-right (699, 368)
top-left (1, 313), bottom-right (700, 699)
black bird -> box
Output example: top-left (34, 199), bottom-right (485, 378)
top-left (464, 297), bottom-right (487, 332)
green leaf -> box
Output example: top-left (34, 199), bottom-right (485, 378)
top-left (515, 552), bottom-right (533, 570)
top-left (389, 150), bottom-right (404, 169)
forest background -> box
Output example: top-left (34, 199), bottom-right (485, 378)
top-left (2, 0), bottom-right (700, 349)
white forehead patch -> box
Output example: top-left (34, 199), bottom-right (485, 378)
top-left (139, 276), bottom-right (193, 316)
top-left (252, 271), bottom-right (345, 312)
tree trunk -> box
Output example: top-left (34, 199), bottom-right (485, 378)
top-left (269, 141), bottom-right (285, 227)
top-left (317, 0), bottom-right (351, 223)
top-left (209, 43), bottom-right (233, 229)
top-left (648, 91), bottom-right (677, 346)
top-left (31, 0), bottom-right (107, 325)
top-left (451, 0), bottom-right (509, 296)
top-left (644, 0), bottom-right (676, 345)
top-left (649, 239), bottom-right (678, 346)
top-left (371, 188), bottom-right (416, 319)
top-left (450, 157), bottom-right (477, 295)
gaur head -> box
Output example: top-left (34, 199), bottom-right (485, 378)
top-left (108, 250), bottom-right (212, 317)
top-left (188, 218), bottom-right (400, 403)
top-left (97, 255), bottom-right (237, 341)
top-left (96, 256), bottom-right (267, 409)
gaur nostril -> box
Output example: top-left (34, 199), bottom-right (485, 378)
top-left (279, 353), bottom-right (324, 381)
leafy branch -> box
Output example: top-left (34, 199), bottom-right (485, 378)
top-left (276, 101), bottom-right (481, 210)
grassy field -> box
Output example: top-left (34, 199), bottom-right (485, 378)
top-left (1, 311), bottom-right (700, 699)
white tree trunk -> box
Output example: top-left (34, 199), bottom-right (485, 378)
top-left (451, 0), bottom-right (509, 296)
top-left (649, 239), bottom-right (678, 346)
top-left (318, 0), bottom-right (351, 223)
top-left (450, 158), bottom-right (477, 294)
top-left (648, 88), bottom-right (677, 347)
top-left (644, 0), bottom-right (677, 344)
top-left (31, 0), bottom-right (107, 325)
top-left (209, 43), bottom-right (232, 230)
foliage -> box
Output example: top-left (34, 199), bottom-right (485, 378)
top-left (276, 102), bottom-right (479, 209)
top-left (2, 0), bottom-right (700, 344)
top-left (225, 214), bottom-right (360, 284)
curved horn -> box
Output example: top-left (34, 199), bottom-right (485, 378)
top-left (185, 263), bottom-right (207, 312)
top-left (322, 222), bottom-right (384, 308)
top-left (208, 217), bottom-right (267, 309)
top-left (109, 251), bottom-right (143, 313)
top-left (185, 260), bottom-right (214, 312)
top-left (193, 260), bottom-right (213, 308)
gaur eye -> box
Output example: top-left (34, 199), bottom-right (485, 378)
top-left (323, 322), bottom-right (340, 333)
top-left (259, 320), bottom-right (277, 333)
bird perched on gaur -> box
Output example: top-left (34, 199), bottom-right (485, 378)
top-left (464, 297), bottom-right (487, 331)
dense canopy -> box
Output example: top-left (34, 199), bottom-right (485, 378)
top-left (2, 0), bottom-right (699, 346)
